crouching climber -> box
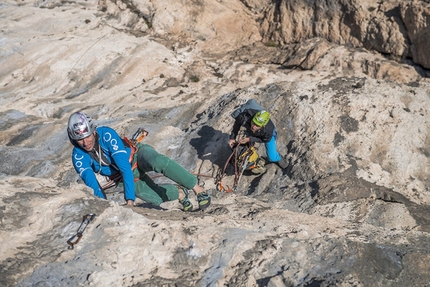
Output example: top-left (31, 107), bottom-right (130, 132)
top-left (228, 100), bottom-right (288, 174)
top-left (67, 111), bottom-right (210, 211)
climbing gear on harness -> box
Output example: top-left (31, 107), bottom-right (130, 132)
top-left (237, 145), bottom-right (259, 169)
top-left (197, 192), bottom-right (211, 210)
top-left (101, 128), bottom-right (149, 190)
top-left (67, 111), bottom-right (96, 140)
top-left (216, 126), bottom-right (263, 192)
top-left (67, 213), bottom-right (96, 250)
top-left (252, 110), bottom-right (270, 127)
top-left (179, 188), bottom-right (193, 211)
top-left (124, 127), bottom-right (149, 164)
top-left (215, 141), bottom-right (262, 193)
top-left (234, 145), bottom-right (260, 182)
top-left (130, 127), bottom-right (149, 146)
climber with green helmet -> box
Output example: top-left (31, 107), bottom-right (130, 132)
top-left (228, 108), bottom-right (288, 171)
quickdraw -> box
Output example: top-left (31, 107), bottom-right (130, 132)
top-left (130, 127), bottom-right (149, 146)
top-left (67, 213), bottom-right (96, 250)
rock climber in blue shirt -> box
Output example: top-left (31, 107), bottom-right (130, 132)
top-left (67, 111), bottom-right (210, 211)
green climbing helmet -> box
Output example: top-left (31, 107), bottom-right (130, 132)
top-left (252, 110), bottom-right (270, 127)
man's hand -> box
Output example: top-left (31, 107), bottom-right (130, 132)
top-left (228, 139), bottom-right (237, 148)
top-left (238, 136), bottom-right (250, 145)
top-left (126, 200), bottom-right (134, 206)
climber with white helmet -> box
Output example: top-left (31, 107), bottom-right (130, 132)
top-left (67, 111), bottom-right (210, 211)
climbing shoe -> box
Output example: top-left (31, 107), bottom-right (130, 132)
top-left (251, 165), bottom-right (266, 174)
top-left (179, 188), bottom-right (193, 212)
top-left (197, 192), bottom-right (211, 210)
top-left (277, 157), bottom-right (289, 169)
top-left (251, 158), bottom-right (266, 174)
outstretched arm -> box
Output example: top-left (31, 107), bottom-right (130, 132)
top-left (229, 112), bottom-right (248, 146)
top-left (72, 151), bottom-right (107, 199)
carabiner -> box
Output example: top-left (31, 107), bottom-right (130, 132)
top-left (67, 213), bottom-right (96, 250)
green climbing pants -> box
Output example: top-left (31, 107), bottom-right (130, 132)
top-left (132, 143), bottom-right (197, 206)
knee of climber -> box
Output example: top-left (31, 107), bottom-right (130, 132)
top-left (266, 151), bottom-right (281, 163)
top-left (135, 188), bottom-right (164, 206)
top-left (162, 185), bottom-right (180, 201)
top-left (148, 153), bottom-right (171, 173)
top-left (137, 144), bottom-right (170, 171)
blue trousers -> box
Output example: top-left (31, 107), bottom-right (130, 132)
top-left (265, 131), bottom-right (281, 162)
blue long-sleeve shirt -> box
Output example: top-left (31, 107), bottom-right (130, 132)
top-left (71, 126), bottom-right (136, 201)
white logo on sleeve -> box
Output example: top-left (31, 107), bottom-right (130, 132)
top-left (74, 154), bottom-right (85, 173)
top-left (103, 132), bottom-right (119, 151)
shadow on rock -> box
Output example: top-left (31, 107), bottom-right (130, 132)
top-left (189, 125), bottom-right (231, 169)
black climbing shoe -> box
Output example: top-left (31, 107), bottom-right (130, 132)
top-left (277, 157), bottom-right (289, 169)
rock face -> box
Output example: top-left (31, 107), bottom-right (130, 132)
top-left (259, 0), bottom-right (430, 69)
top-left (1, 0), bottom-right (430, 286)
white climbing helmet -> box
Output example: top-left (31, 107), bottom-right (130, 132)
top-left (67, 111), bottom-right (96, 140)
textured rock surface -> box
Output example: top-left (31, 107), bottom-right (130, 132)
top-left (259, 0), bottom-right (430, 69)
top-left (1, 0), bottom-right (430, 286)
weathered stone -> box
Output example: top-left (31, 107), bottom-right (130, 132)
top-left (1, 0), bottom-right (430, 286)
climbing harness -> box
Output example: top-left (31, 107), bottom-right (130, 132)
top-left (101, 128), bottom-right (149, 190)
top-left (125, 127), bottom-right (149, 164)
top-left (67, 213), bottom-right (96, 250)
